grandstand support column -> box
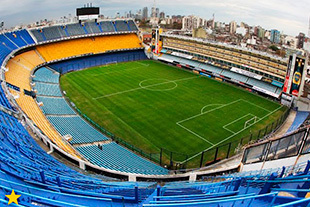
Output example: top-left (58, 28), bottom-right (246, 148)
top-left (189, 173), bottom-right (197, 182)
top-left (79, 160), bottom-right (86, 170)
top-left (128, 174), bottom-right (136, 182)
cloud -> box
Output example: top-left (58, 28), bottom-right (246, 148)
top-left (0, 0), bottom-right (309, 36)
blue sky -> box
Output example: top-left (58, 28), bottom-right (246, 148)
top-left (0, 0), bottom-right (309, 36)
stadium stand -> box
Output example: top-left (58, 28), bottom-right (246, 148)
top-left (100, 21), bottom-right (116, 33)
top-left (127, 20), bottom-right (138, 31)
top-left (33, 67), bottom-right (60, 83)
top-left (36, 96), bottom-right (76, 115)
top-left (76, 143), bottom-right (169, 175)
top-left (10, 90), bottom-right (79, 157)
top-left (159, 53), bottom-right (282, 97)
top-left (286, 111), bottom-right (309, 134)
top-left (66, 23), bottom-right (86, 36)
top-left (33, 82), bottom-right (63, 97)
top-left (0, 34), bottom-right (18, 51)
top-left (49, 50), bottom-right (147, 73)
top-left (84, 22), bottom-right (101, 34)
top-left (41, 26), bottom-right (66, 40)
top-left (0, 85), bottom-right (14, 111)
top-left (4, 29), bottom-right (35, 47)
top-left (36, 34), bottom-right (142, 61)
top-left (47, 115), bottom-right (109, 144)
top-left (29, 20), bottom-right (137, 43)
top-left (5, 50), bottom-right (45, 91)
top-left (0, 110), bottom-right (161, 206)
top-left (3, 49), bottom-right (80, 157)
top-left (247, 78), bottom-right (278, 93)
top-left (31, 29), bottom-right (46, 42)
top-left (114, 20), bottom-right (130, 32)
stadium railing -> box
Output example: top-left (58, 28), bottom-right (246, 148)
top-left (242, 125), bottom-right (310, 165)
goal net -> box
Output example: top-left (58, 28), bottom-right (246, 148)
top-left (244, 116), bottom-right (258, 128)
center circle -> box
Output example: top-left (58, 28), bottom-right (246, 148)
top-left (139, 78), bottom-right (178, 91)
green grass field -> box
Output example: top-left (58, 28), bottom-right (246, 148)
top-left (60, 60), bottom-right (287, 168)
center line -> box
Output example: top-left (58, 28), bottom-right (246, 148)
top-left (93, 76), bottom-right (200, 100)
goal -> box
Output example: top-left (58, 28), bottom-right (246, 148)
top-left (244, 116), bottom-right (258, 128)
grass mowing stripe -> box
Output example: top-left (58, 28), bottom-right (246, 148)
top-left (61, 60), bottom-right (286, 167)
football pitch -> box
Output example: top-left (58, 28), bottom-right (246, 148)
top-left (60, 60), bottom-right (286, 167)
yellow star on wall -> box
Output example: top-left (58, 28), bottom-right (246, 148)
top-left (5, 190), bottom-right (21, 205)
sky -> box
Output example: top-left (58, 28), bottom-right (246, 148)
top-left (0, 0), bottom-right (309, 36)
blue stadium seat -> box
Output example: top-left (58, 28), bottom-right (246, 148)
top-left (47, 115), bottom-right (109, 144)
top-left (33, 67), bottom-right (60, 83)
top-left (76, 143), bottom-right (169, 175)
top-left (37, 96), bottom-right (76, 115)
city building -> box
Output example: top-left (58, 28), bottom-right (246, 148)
top-left (229, 20), bottom-right (237, 34)
top-left (159, 12), bottom-right (165, 19)
top-left (270, 29), bottom-right (281, 44)
top-left (182, 15), bottom-right (204, 31)
top-left (142, 7), bottom-right (148, 20)
top-left (297, 32), bottom-right (305, 49)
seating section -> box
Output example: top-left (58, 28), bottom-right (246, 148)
top-left (31, 29), bottom-right (45, 42)
top-left (247, 78), bottom-right (278, 93)
top-left (29, 20), bottom-right (137, 43)
top-left (49, 50), bottom-right (147, 74)
top-left (1, 104), bottom-right (310, 206)
top-left (76, 143), bottom-right (169, 175)
top-left (221, 69), bottom-right (249, 83)
top-left (100, 21), bottom-right (116, 33)
top-left (34, 82), bottom-right (62, 96)
top-left (114, 20), bottom-right (130, 32)
top-left (5, 50), bottom-right (44, 91)
top-left (0, 86), bottom-right (14, 110)
top-left (41, 26), bottom-right (66, 40)
top-left (4, 29), bottom-right (35, 47)
top-left (37, 96), bottom-right (76, 115)
top-left (66, 23), bottom-right (86, 36)
top-left (36, 34), bottom-right (142, 62)
top-left (142, 163), bottom-right (310, 206)
top-left (128, 20), bottom-right (138, 31)
top-left (0, 110), bottom-right (160, 207)
top-left (47, 115), bottom-right (109, 144)
top-left (4, 50), bottom-right (79, 157)
top-left (10, 89), bottom-right (79, 157)
top-left (84, 22), bottom-right (101, 34)
top-left (286, 111), bottom-right (309, 134)
top-left (0, 29), bottom-right (35, 64)
top-left (33, 67), bottom-right (60, 83)
top-left (160, 53), bottom-right (282, 97)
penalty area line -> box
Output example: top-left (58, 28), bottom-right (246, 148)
top-left (179, 105), bottom-right (284, 165)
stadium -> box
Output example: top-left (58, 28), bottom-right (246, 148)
top-left (0, 4), bottom-right (310, 207)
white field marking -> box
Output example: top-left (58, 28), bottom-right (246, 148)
top-left (177, 123), bottom-right (215, 146)
top-left (139, 78), bottom-right (178, 91)
top-left (222, 113), bottom-right (257, 134)
top-left (200, 104), bottom-right (224, 114)
top-left (180, 105), bottom-right (284, 164)
top-left (241, 99), bottom-right (271, 113)
top-left (176, 99), bottom-right (242, 146)
top-left (91, 65), bottom-right (145, 77)
top-left (177, 99), bottom-right (243, 124)
top-left (135, 61), bottom-right (150, 67)
top-left (93, 76), bottom-right (200, 100)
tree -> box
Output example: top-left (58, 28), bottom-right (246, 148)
top-left (269, 45), bottom-right (279, 52)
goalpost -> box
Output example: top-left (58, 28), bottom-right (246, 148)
top-left (244, 116), bottom-right (258, 128)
